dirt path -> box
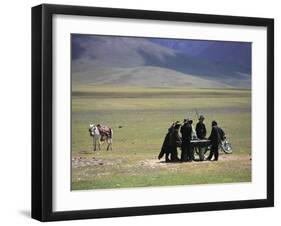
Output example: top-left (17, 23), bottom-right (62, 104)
top-left (72, 154), bottom-right (251, 169)
top-left (140, 154), bottom-right (250, 168)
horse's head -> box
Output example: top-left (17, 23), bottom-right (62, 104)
top-left (89, 123), bottom-right (100, 136)
top-left (89, 123), bottom-right (95, 136)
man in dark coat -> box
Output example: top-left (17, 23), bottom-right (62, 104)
top-left (158, 123), bottom-right (174, 162)
top-left (169, 121), bottom-right (181, 162)
top-left (207, 120), bottom-right (221, 161)
top-left (196, 115), bottom-right (207, 161)
top-left (180, 119), bottom-right (193, 162)
top-left (218, 126), bottom-right (226, 141)
top-left (196, 115), bottom-right (207, 139)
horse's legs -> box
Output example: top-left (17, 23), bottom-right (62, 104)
top-left (98, 136), bottom-right (101, 150)
top-left (110, 139), bottom-right (112, 150)
top-left (93, 137), bottom-right (96, 151)
top-left (106, 140), bottom-right (109, 151)
top-left (106, 139), bottom-right (112, 151)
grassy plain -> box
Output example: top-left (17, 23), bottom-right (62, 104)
top-left (71, 84), bottom-right (251, 190)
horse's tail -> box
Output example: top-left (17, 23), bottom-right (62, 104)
top-left (109, 128), bottom-right (113, 139)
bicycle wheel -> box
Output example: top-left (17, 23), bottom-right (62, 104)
top-left (221, 140), bottom-right (233, 154)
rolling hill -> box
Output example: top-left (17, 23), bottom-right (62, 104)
top-left (72, 35), bottom-right (251, 88)
top-left (72, 66), bottom-right (230, 88)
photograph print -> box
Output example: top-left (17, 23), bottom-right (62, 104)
top-left (71, 34), bottom-right (252, 191)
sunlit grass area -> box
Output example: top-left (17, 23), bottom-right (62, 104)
top-left (71, 85), bottom-right (251, 190)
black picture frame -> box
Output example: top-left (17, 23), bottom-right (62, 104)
top-left (32, 4), bottom-right (274, 222)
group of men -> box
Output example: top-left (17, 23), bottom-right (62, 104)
top-left (158, 115), bottom-right (225, 162)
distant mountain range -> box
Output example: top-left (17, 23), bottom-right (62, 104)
top-left (151, 38), bottom-right (251, 69)
top-left (72, 35), bottom-right (251, 88)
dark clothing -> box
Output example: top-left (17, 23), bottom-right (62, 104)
top-left (208, 144), bottom-right (219, 161)
top-left (181, 142), bottom-right (192, 161)
top-left (187, 142), bottom-right (194, 161)
top-left (218, 127), bottom-right (225, 141)
top-left (158, 132), bottom-right (171, 160)
top-left (196, 122), bottom-right (207, 139)
top-left (170, 146), bottom-right (179, 161)
top-left (158, 125), bottom-right (175, 162)
top-left (180, 123), bottom-right (192, 142)
top-left (196, 122), bottom-right (207, 161)
top-left (169, 129), bottom-right (181, 161)
top-left (180, 123), bottom-right (193, 161)
top-left (207, 126), bottom-right (221, 160)
top-left (208, 126), bottom-right (221, 146)
top-left (169, 129), bottom-right (181, 147)
top-left (207, 126), bottom-right (226, 161)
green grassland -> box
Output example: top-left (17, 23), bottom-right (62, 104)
top-left (71, 85), bottom-right (251, 190)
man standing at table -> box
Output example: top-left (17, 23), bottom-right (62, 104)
top-left (169, 121), bottom-right (181, 162)
top-left (180, 119), bottom-right (193, 162)
top-left (196, 115), bottom-right (207, 161)
top-left (207, 120), bottom-right (221, 161)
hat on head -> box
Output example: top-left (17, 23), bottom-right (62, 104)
top-left (174, 123), bottom-right (181, 129)
top-left (199, 115), bottom-right (205, 120)
top-left (175, 121), bottom-right (181, 125)
top-left (212, 120), bottom-right (217, 126)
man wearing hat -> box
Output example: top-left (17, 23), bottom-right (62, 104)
top-left (180, 118), bottom-right (193, 162)
top-left (207, 120), bottom-right (221, 161)
top-left (169, 121), bottom-right (181, 161)
top-left (196, 115), bottom-right (207, 161)
top-left (196, 115), bottom-right (207, 139)
top-left (158, 122), bottom-right (174, 162)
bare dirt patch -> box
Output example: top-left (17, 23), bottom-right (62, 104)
top-left (72, 154), bottom-right (251, 169)
top-left (139, 154), bottom-right (251, 169)
top-left (72, 156), bottom-right (123, 168)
